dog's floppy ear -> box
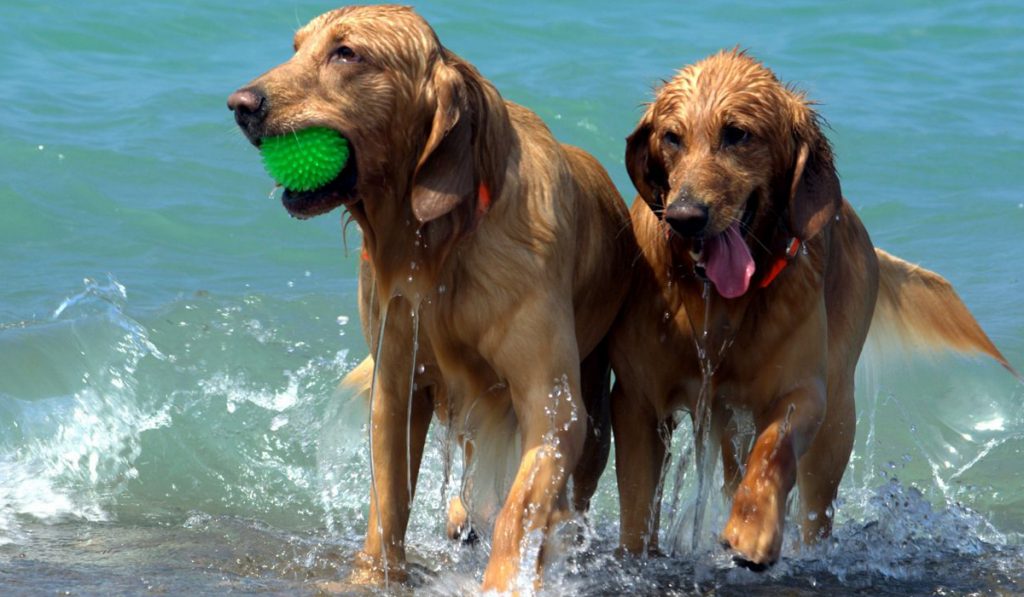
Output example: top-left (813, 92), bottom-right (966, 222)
top-left (788, 112), bottom-right (841, 241)
top-left (625, 110), bottom-right (668, 208)
top-left (411, 59), bottom-right (474, 223)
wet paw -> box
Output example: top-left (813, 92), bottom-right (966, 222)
top-left (615, 544), bottom-right (666, 559)
top-left (720, 486), bottom-right (785, 567)
top-left (723, 542), bottom-right (771, 572)
top-left (348, 551), bottom-right (408, 585)
top-left (446, 496), bottom-right (476, 544)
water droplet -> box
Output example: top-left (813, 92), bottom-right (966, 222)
top-left (337, 315), bottom-right (349, 326)
top-left (416, 364), bottom-right (426, 374)
top-left (287, 280), bottom-right (294, 288)
top-left (37, 145), bottom-right (44, 151)
top-left (807, 511), bottom-right (818, 521)
top-left (800, 243), bottom-right (809, 256)
top-left (438, 284), bottom-right (446, 294)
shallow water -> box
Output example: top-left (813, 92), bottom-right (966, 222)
top-left (2, 0), bottom-right (1023, 595)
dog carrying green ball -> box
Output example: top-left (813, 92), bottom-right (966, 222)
top-left (260, 127), bottom-right (349, 192)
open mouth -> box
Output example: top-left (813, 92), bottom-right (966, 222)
top-left (280, 141), bottom-right (359, 220)
top-left (690, 193), bottom-right (758, 298)
top-left (690, 193), bottom-right (757, 263)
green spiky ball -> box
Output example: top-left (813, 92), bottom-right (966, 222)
top-left (260, 127), bottom-right (349, 192)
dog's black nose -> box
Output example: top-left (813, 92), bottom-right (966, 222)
top-left (664, 201), bottom-right (709, 237)
top-left (227, 87), bottom-right (267, 128)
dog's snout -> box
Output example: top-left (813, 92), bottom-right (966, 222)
top-left (664, 200), bottom-right (709, 237)
top-left (227, 87), bottom-right (267, 128)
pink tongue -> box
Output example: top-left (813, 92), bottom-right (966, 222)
top-left (704, 222), bottom-right (755, 299)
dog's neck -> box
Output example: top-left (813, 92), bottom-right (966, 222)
top-left (346, 183), bottom-right (487, 305)
top-left (665, 217), bottom-right (797, 364)
top-left (666, 218), bottom-right (828, 375)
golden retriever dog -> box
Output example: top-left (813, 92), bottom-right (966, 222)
top-left (228, 5), bottom-right (633, 591)
top-left (610, 49), bottom-right (1016, 568)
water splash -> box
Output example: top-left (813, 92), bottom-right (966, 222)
top-left (4, 276), bottom-right (1021, 594)
top-left (1, 275), bottom-right (169, 543)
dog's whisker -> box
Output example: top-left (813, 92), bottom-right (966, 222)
top-left (741, 225), bottom-right (771, 253)
top-left (718, 212), bottom-right (770, 254)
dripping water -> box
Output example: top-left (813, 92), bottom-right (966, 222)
top-left (689, 280), bottom-right (718, 551)
top-left (672, 279), bottom-right (735, 553)
top-left (406, 306), bottom-right (421, 508)
top-left (439, 395), bottom-right (455, 535)
top-left (660, 412), bottom-right (693, 553)
top-left (367, 297), bottom-right (392, 586)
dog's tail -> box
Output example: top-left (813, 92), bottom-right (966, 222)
top-left (340, 355), bottom-right (376, 397)
top-left (869, 248), bottom-right (1019, 378)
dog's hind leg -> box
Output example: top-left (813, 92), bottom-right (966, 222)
top-left (446, 437), bottom-right (478, 543)
top-left (795, 373), bottom-right (856, 544)
top-left (571, 341), bottom-right (612, 513)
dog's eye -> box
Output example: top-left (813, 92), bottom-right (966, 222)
top-left (662, 131), bottom-right (683, 150)
top-left (721, 125), bottom-right (750, 147)
top-left (331, 45), bottom-right (362, 64)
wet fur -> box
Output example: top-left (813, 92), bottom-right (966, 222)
top-left (233, 5), bottom-right (634, 592)
top-left (610, 49), bottom-right (1014, 567)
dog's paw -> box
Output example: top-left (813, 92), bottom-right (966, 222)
top-left (614, 544), bottom-right (665, 559)
top-left (446, 496), bottom-right (478, 544)
top-left (348, 550), bottom-right (409, 586)
top-left (720, 484), bottom-right (784, 568)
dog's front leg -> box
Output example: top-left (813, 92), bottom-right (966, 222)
top-left (720, 379), bottom-right (825, 568)
top-left (481, 324), bottom-right (585, 593)
top-left (352, 322), bottom-right (434, 583)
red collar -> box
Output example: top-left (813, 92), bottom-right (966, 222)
top-left (467, 181), bottom-right (492, 234)
top-left (758, 237), bottom-right (801, 289)
top-left (475, 181), bottom-right (492, 222)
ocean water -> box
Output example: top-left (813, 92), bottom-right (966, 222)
top-left (1, 0), bottom-right (1023, 594)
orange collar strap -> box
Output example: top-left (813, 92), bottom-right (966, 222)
top-left (475, 182), bottom-right (492, 222)
top-left (758, 237), bottom-right (801, 289)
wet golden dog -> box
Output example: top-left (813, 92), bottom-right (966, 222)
top-left (228, 5), bottom-right (632, 591)
top-left (609, 50), bottom-right (1015, 567)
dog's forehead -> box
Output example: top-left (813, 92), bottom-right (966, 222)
top-left (294, 6), bottom-right (440, 53)
top-left (657, 50), bottom-right (789, 133)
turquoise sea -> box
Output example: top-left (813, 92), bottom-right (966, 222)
top-left (2, 1), bottom-right (1022, 594)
